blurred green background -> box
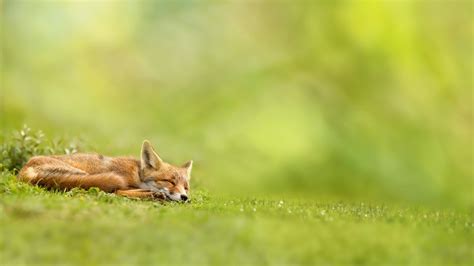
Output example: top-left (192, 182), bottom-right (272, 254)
top-left (1, 1), bottom-right (472, 207)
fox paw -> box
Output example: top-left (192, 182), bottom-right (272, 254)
top-left (151, 191), bottom-right (166, 200)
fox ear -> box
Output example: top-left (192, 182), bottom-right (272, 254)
top-left (141, 140), bottom-right (163, 170)
top-left (182, 160), bottom-right (193, 179)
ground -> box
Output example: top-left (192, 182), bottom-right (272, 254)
top-left (0, 172), bottom-right (472, 265)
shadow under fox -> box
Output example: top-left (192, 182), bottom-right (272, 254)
top-left (18, 140), bottom-right (192, 202)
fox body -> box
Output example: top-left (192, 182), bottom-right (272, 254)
top-left (18, 140), bottom-right (192, 202)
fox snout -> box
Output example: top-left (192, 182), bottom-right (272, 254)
top-left (164, 187), bottom-right (189, 202)
top-left (168, 192), bottom-right (188, 202)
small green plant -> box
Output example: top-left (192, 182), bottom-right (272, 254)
top-left (0, 125), bottom-right (81, 173)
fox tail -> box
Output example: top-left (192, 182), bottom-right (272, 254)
top-left (18, 166), bottom-right (126, 192)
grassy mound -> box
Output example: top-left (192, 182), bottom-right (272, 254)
top-left (1, 172), bottom-right (472, 265)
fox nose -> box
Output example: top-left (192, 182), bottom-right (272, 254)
top-left (180, 194), bottom-right (188, 201)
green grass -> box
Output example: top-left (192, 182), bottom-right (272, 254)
top-left (1, 172), bottom-right (472, 265)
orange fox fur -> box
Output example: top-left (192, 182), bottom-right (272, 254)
top-left (18, 140), bottom-right (193, 201)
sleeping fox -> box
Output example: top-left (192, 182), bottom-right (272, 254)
top-left (18, 140), bottom-right (192, 202)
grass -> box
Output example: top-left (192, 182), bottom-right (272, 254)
top-left (0, 172), bottom-right (472, 265)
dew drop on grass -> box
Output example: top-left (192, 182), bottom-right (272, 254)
top-left (277, 200), bottom-right (284, 208)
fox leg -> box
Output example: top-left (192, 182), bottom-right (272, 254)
top-left (116, 189), bottom-right (166, 200)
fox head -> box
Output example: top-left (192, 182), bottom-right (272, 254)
top-left (139, 140), bottom-right (192, 202)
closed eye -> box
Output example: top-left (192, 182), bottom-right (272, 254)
top-left (164, 180), bottom-right (176, 185)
